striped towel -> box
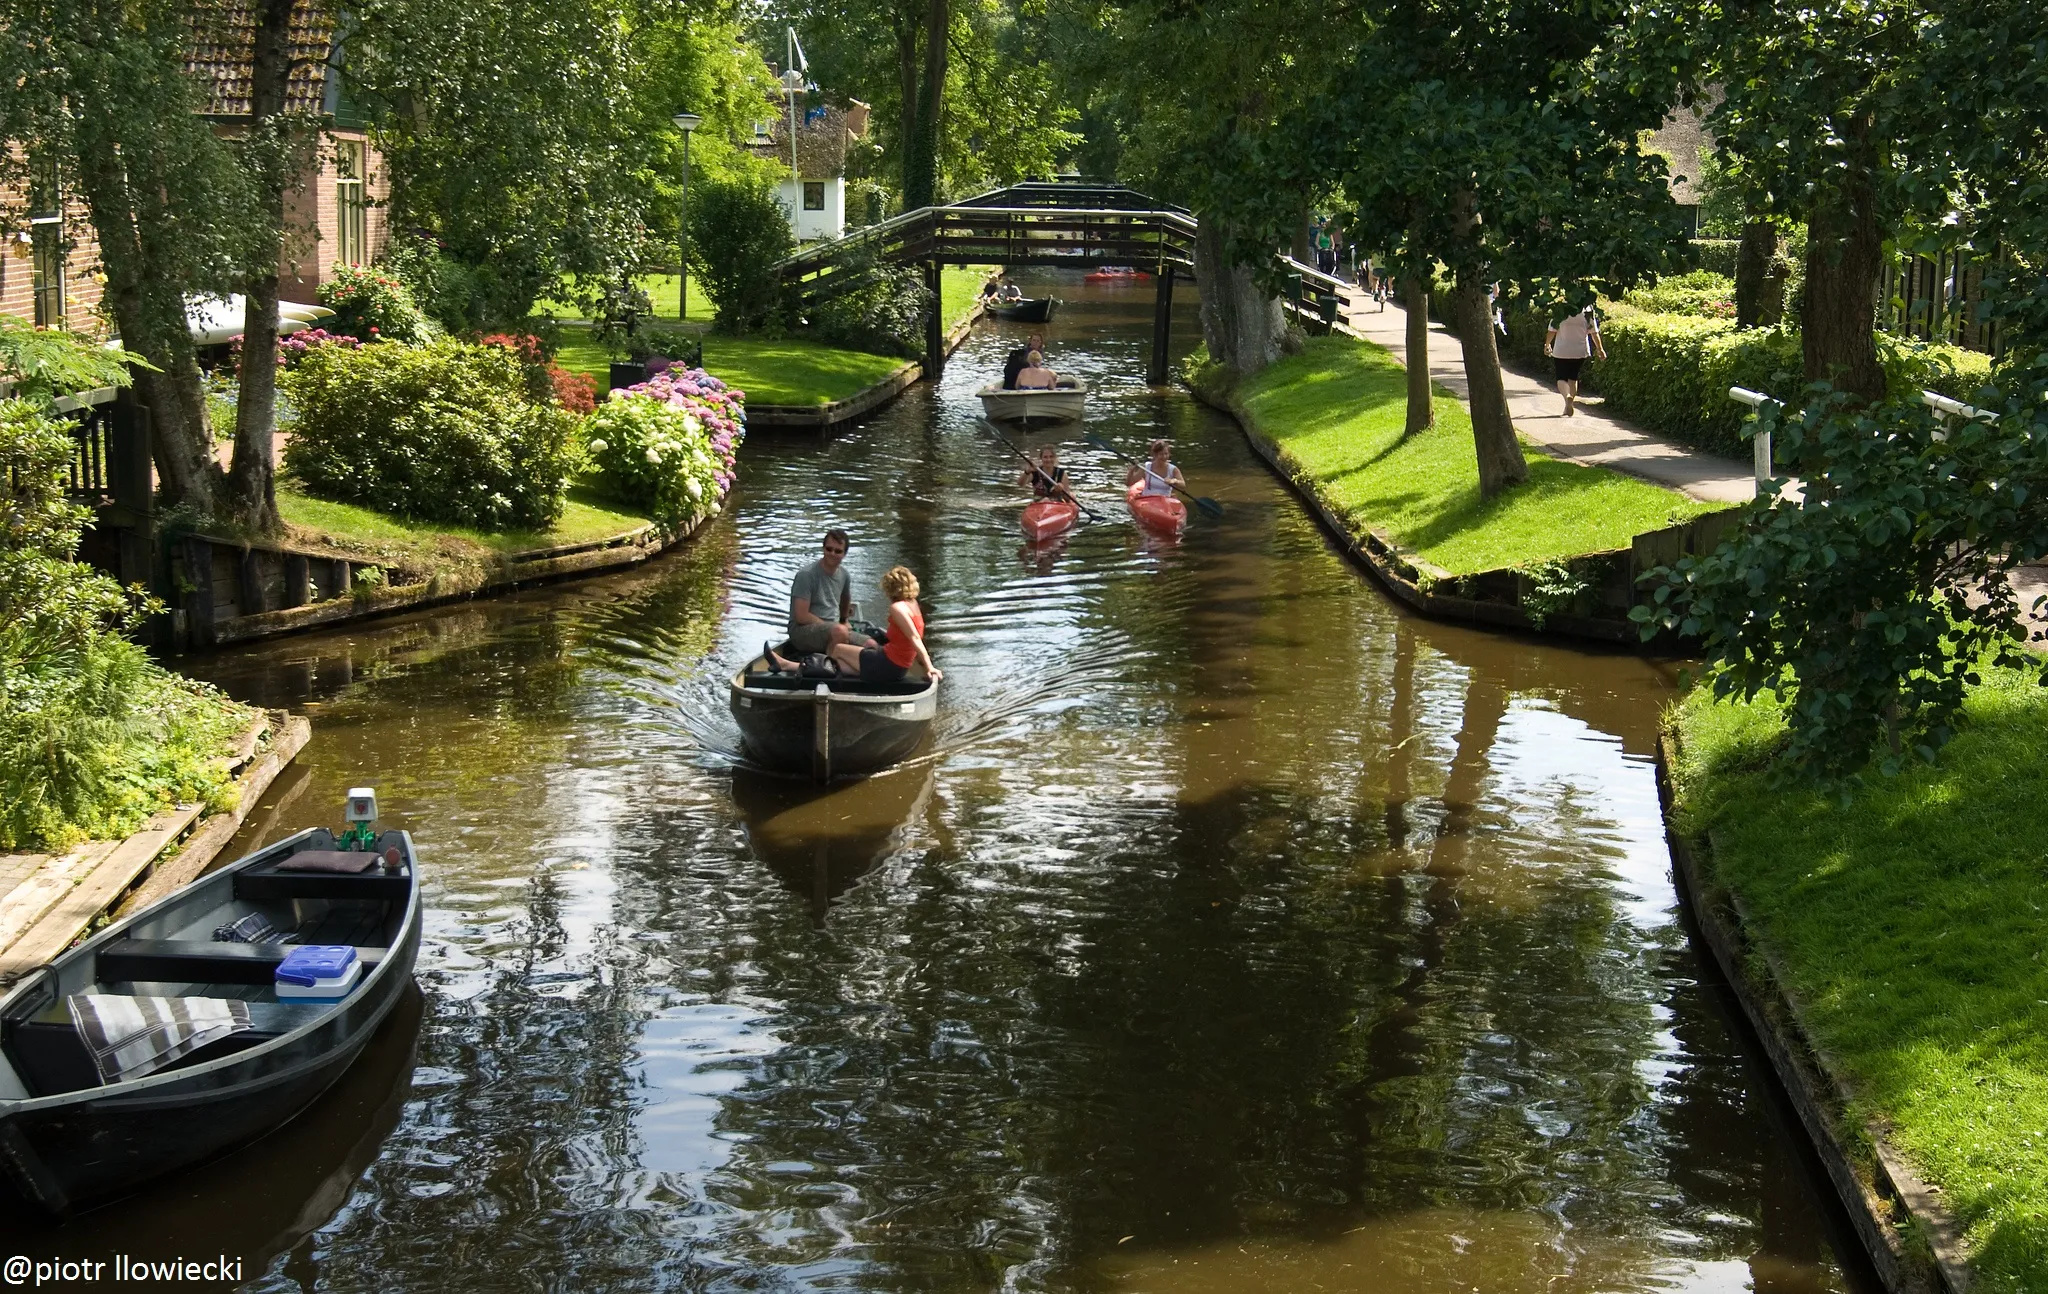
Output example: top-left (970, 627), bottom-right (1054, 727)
top-left (66, 994), bottom-right (253, 1085)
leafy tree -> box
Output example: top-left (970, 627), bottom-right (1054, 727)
top-left (687, 179), bottom-right (796, 333)
top-left (1299, 0), bottom-right (1687, 497)
top-left (1635, 388), bottom-right (2048, 779)
top-left (0, 0), bottom-right (263, 516)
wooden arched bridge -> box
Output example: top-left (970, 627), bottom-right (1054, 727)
top-left (775, 179), bottom-right (1345, 384)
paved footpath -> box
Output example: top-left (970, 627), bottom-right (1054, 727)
top-left (1337, 287), bottom-right (1757, 504)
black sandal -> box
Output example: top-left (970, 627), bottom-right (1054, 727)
top-left (762, 641), bottom-right (785, 674)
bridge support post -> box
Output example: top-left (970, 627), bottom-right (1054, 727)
top-left (1147, 267), bottom-right (1176, 384)
top-left (923, 260), bottom-right (944, 381)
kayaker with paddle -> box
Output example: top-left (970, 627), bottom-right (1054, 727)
top-left (1017, 446), bottom-right (1074, 503)
top-left (785, 529), bottom-right (873, 656)
top-left (1126, 438), bottom-right (1186, 499)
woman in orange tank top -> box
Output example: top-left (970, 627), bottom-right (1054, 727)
top-left (827, 565), bottom-right (940, 684)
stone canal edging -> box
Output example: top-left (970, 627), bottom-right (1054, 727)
top-left (1192, 379), bottom-right (1736, 648)
top-left (745, 299), bottom-right (987, 430)
top-left (1654, 734), bottom-right (1974, 1294)
top-left (0, 711), bottom-right (311, 985)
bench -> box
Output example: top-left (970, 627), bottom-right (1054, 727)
top-left (96, 940), bottom-right (388, 986)
top-left (6, 999), bottom-right (327, 1097)
top-left (232, 864), bottom-right (412, 903)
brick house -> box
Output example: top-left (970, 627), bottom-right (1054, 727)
top-left (0, 0), bottom-right (390, 333)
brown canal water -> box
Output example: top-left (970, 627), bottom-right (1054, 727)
top-left (9, 281), bottom-right (1869, 1291)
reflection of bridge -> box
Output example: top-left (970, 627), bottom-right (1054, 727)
top-left (776, 180), bottom-right (1344, 384)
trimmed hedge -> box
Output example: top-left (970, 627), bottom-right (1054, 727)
top-left (284, 340), bottom-right (581, 529)
top-left (1495, 301), bottom-right (1996, 456)
top-left (1689, 239), bottom-right (1741, 277)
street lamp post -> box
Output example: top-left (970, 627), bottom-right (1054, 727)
top-left (671, 111), bottom-right (702, 323)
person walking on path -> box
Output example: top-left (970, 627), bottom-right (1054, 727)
top-left (1545, 307), bottom-right (1606, 418)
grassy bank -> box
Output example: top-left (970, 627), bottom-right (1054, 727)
top-left (1668, 675), bottom-right (2048, 1289)
top-left (279, 485), bottom-right (652, 574)
top-left (547, 266), bottom-right (989, 406)
top-left (1222, 335), bottom-right (1715, 574)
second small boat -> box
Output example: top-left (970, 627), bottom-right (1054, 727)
top-left (977, 379), bottom-right (1089, 425)
top-left (1126, 481), bottom-right (1187, 534)
top-left (988, 297), bottom-right (1057, 323)
top-left (1021, 498), bottom-right (1080, 544)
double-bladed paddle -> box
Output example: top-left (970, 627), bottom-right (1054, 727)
top-left (975, 418), bottom-right (1103, 522)
top-left (1083, 431), bottom-right (1225, 518)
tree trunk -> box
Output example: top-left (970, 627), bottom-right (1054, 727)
top-left (1801, 118), bottom-right (1886, 402)
top-left (1734, 218), bottom-right (1777, 329)
top-left (1402, 269), bottom-right (1433, 436)
top-left (902, 0), bottom-right (947, 209)
top-left (1194, 215), bottom-right (1284, 377)
top-left (224, 0), bottom-right (296, 535)
top-left (1448, 272), bottom-right (1525, 497)
top-left (68, 128), bottom-right (221, 515)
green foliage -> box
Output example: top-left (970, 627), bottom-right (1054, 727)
top-left (687, 180), bottom-right (794, 334)
top-left (283, 340), bottom-right (581, 530)
top-left (801, 243), bottom-right (932, 358)
top-left (1515, 559), bottom-right (1590, 629)
top-left (1234, 336), bottom-right (1712, 574)
top-left (0, 398), bottom-right (243, 849)
top-left (1667, 669), bottom-right (2048, 1290)
top-left (0, 317), bottom-right (149, 402)
top-left (1622, 270), bottom-right (1736, 319)
top-left (1636, 388), bottom-right (2048, 780)
top-left (1688, 239), bottom-right (1741, 277)
top-left (319, 264), bottom-right (432, 344)
top-left (581, 369), bottom-right (744, 535)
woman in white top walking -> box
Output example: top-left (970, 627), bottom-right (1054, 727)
top-left (1544, 307), bottom-right (1606, 417)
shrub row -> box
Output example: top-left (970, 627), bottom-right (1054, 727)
top-left (282, 338), bottom-right (743, 534)
top-left (1495, 302), bottom-right (1995, 456)
top-left (1688, 239), bottom-right (1741, 278)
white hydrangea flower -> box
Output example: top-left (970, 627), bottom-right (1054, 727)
top-left (682, 414), bottom-right (702, 437)
top-left (589, 438), bottom-right (608, 454)
top-left (685, 477), bottom-right (703, 500)
top-left (646, 447), bottom-right (661, 463)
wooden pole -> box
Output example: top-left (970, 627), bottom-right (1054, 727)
top-left (1148, 266), bottom-right (1175, 384)
top-left (924, 260), bottom-right (944, 380)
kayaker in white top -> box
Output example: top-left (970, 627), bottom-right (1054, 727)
top-left (1126, 439), bottom-right (1186, 497)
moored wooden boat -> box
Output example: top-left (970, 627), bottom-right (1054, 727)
top-left (730, 652), bottom-right (939, 782)
top-left (1126, 481), bottom-right (1187, 534)
top-left (988, 297), bottom-right (1057, 323)
top-left (1021, 498), bottom-right (1080, 543)
top-left (0, 802), bottom-right (422, 1216)
top-left (977, 379), bottom-right (1088, 425)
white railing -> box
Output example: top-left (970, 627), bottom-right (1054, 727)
top-left (1728, 385), bottom-right (2004, 484)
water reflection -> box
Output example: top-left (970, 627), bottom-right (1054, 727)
top-left (86, 274), bottom-right (1880, 1292)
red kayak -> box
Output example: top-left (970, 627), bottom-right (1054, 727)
top-left (1084, 266), bottom-right (1152, 282)
top-left (1125, 481), bottom-right (1187, 534)
top-left (1021, 498), bottom-right (1080, 543)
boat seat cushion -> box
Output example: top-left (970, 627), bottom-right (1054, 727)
top-left (6, 1000), bottom-right (326, 1098)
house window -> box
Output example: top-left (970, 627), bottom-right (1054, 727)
top-left (334, 140), bottom-right (368, 267)
top-left (803, 181), bottom-right (825, 211)
top-left (29, 216), bottom-right (63, 328)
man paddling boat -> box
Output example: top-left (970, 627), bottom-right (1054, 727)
top-left (1002, 333), bottom-right (1046, 390)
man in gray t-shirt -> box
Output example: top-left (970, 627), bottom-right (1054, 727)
top-left (786, 529), bottom-right (873, 654)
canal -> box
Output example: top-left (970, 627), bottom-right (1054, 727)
top-left (14, 282), bottom-right (1867, 1291)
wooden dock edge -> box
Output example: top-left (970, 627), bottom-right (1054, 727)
top-left (746, 296), bottom-right (987, 431)
top-left (201, 508), bottom-right (715, 649)
top-left (1654, 733), bottom-right (1974, 1294)
top-left (0, 712), bottom-right (311, 984)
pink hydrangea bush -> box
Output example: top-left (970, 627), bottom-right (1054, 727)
top-left (582, 367), bottom-right (746, 534)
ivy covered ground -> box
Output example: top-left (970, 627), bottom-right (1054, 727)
top-left (1217, 335), bottom-right (1715, 574)
top-left (1668, 674), bottom-right (2048, 1290)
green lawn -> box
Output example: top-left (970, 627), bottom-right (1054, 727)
top-left (279, 485), bottom-right (651, 566)
top-left (534, 274), bottom-right (716, 325)
top-left (1231, 335), bottom-right (1715, 574)
top-left (941, 265), bottom-right (992, 330)
top-left (1668, 673), bottom-right (2048, 1290)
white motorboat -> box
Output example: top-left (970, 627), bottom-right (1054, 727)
top-left (976, 379), bottom-right (1089, 425)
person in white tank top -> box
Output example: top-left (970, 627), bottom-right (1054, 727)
top-left (1544, 306), bottom-right (1606, 417)
top-left (1126, 438), bottom-right (1186, 497)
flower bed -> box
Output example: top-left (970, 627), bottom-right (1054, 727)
top-left (584, 367), bottom-right (745, 534)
